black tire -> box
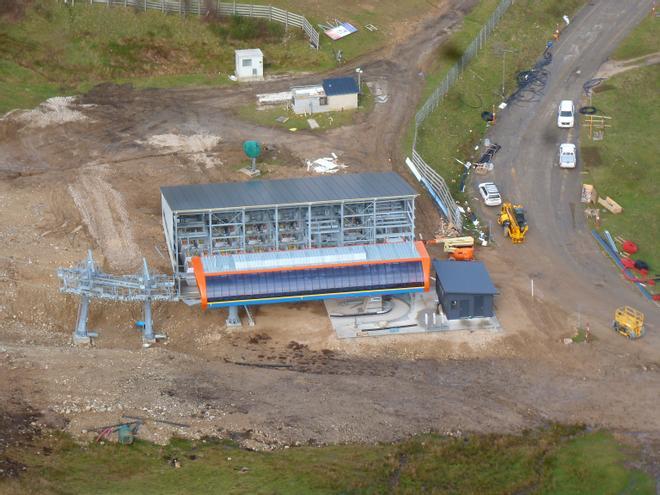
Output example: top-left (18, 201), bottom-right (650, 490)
top-left (481, 111), bottom-right (494, 122)
top-left (579, 106), bottom-right (597, 115)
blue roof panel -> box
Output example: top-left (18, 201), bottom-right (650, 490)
top-left (322, 77), bottom-right (359, 96)
top-left (205, 261), bottom-right (423, 302)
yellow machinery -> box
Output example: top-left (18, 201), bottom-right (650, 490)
top-left (498, 202), bottom-right (528, 243)
top-left (613, 306), bottom-right (645, 339)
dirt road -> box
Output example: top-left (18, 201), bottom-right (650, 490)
top-left (486, 0), bottom-right (658, 338)
top-left (0, 0), bottom-right (658, 463)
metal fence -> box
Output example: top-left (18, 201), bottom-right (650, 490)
top-left (411, 0), bottom-right (513, 230)
top-left (87, 0), bottom-right (320, 48)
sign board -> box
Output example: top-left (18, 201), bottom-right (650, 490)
top-left (324, 22), bottom-right (358, 41)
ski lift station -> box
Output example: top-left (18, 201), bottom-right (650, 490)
top-left (235, 49), bottom-right (264, 81)
top-left (160, 172), bottom-right (432, 312)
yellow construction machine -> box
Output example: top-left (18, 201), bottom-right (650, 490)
top-left (498, 202), bottom-right (528, 243)
top-left (613, 306), bottom-right (645, 339)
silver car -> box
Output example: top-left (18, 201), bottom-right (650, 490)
top-left (478, 182), bottom-right (502, 206)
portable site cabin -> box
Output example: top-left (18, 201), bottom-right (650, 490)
top-left (235, 49), bottom-right (264, 81)
top-left (433, 260), bottom-right (497, 320)
top-left (291, 77), bottom-right (359, 115)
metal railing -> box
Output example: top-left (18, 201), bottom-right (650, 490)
top-left (86, 0), bottom-right (320, 49)
top-left (410, 0), bottom-right (513, 230)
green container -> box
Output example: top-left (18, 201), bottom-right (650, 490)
top-left (117, 424), bottom-right (135, 445)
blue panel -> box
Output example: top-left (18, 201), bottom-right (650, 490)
top-left (205, 261), bottom-right (424, 303)
top-left (208, 287), bottom-right (425, 308)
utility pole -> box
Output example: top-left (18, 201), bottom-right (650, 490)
top-left (500, 49), bottom-right (514, 99)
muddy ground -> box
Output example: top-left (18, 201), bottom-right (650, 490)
top-left (0, 0), bottom-right (658, 473)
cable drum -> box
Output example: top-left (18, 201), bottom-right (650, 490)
top-left (481, 111), bottom-right (494, 122)
top-left (579, 106), bottom-right (597, 115)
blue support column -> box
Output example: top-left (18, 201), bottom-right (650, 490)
top-left (226, 305), bottom-right (242, 327)
top-left (72, 251), bottom-right (98, 344)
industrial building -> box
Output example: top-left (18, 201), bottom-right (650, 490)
top-left (161, 173), bottom-right (418, 300)
top-left (433, 260), bottom-right (497, 320)
top-left (291, 77), bottom-right (359, 114)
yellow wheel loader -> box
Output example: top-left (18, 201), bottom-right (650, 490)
top-left (498, 202), bottom-right (528, 243)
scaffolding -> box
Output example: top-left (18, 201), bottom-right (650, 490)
top-left (57, 251), bottom-right (176, 345)
top-left (169, 198), bottom-right (415, 277)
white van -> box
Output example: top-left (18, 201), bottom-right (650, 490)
top-left (557, 100), bottom-right (575, 128)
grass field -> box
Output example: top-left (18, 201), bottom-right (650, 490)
top-left (582, 65), bottom-right (659, 271)
top-left (612, 13), bottom-right (659, 60)
top-left (0, 0), bottom-right (332, 113)
top-left (412, 0), bottom-right (585, 200)
top-left (0, 0), bottom-right (448, 113)
top-left (0, 426), bottom-right (654, 494)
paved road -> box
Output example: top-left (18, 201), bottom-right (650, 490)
top-left (486, 0), bottom-right (658, 333)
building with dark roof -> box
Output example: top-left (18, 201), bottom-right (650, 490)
top-left (291, 76), bottom-right (359, 115)
top-left (433, 260), bottom-right (498, 320)
top-left (161, 173), bottom-right (418, 280)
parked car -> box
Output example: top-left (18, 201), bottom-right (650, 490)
top-left (559, 143), bottom-right (576, 169)
top-left (557, 100), bottom-right (575, 128)
top-left (478, 182), bottom-right (502, 206)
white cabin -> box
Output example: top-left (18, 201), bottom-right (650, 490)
top-left (235, 49), bottom-right (264, 82)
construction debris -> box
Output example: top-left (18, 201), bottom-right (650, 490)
top-left (257, 91), bottom-right (293, 106)
top-left (598, 196), bottom-right (623, 214)
top-left (306, 154), bottom-right (347, 174)
top-left (307, 118), bottom-right (320, 129)
top-left (581, 184), bottom-right (597, 204)
top-left (476, 143), bottom-right (501, 165)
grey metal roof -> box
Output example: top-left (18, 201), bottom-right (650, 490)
top-left (201, 242), bottom-right (420, 273)
top-left (433, 260), bottom-right (497, 295)
top-left (161, 172), bottom-right (417, 212)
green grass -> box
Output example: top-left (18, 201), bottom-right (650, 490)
top-left (581, 65), bottom-right (659, 270)
top-left (0, 0), bottom-right (333, 113)
top-left (412, 0), bottom-right (585, 200)
top-left (612, 14), bottom-right (659, 60)
top-left (237, 86), bottom-right (373, 131)
top-left (0, 426), bottom-right (653, 494)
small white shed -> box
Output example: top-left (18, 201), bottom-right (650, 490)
top-left (291, 77), bottom-right (359, 115)
top-left (235, 49), bottom-right (264, 81)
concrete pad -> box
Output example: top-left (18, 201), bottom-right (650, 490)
top-left (325, 292), bottom-right (501, 339)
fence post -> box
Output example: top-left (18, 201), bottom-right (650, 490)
top-left (161, 0), bottom-right (164, 12)
top-left (285, 11), bottom-right (288, 30)
top-left (144, 0), bottom-right (146, 11)
top-left (233, 0), bottom-right (236, 15)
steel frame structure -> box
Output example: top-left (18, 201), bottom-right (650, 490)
top-left (166, 197), bottom-right (416, 279)
top-left (58, 251), bottom-right (175, 344)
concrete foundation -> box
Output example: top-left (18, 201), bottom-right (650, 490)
top-left (325, 292), bottom-right (501, 339)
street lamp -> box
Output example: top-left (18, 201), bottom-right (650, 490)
top-left (355, 67), bottom-right (363, 94)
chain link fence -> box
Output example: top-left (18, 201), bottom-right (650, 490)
top-left (411, 0), bottom-right (513, 230)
